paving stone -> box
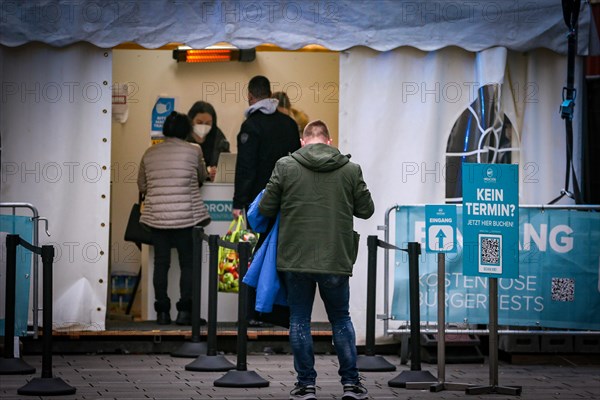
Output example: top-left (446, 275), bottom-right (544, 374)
top-left (1, 354), bottom-right (599, 399)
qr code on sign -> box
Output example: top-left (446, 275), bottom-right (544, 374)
top-left (551, 278), bottom-right (575, 302)
top-left (480, 236), bottom-right (500, 265)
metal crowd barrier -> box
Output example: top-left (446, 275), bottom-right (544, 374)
top-left (379, 204), bottom-right (600, 338)
top-left (1, 234), bottom-right (76, 395)
top-left (1, 203), bottom-right (49, 338)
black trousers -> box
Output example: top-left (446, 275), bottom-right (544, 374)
top-left (151, 227), bottom-right (194, 313)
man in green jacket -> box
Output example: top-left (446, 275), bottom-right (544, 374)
top-left (259, 120), bottom-right (374, 400)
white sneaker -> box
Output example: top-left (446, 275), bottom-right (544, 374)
top-left (342, 382), bottom-right (368, 399)
top-left (289, 383), bottom-right (317, 400)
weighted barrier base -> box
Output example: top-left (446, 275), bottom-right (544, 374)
top-left (0, 357), bottom-right (36, 375)
top-left (406, 381), bottom-right (473, 392)
top-left (430, 382), bottom-right (474, 392)
top-left (466, 384), bottom-right (522, 396)
top-left (18, 377), bottom-right (76, 396)
top-left (388, 370), bottom-right (437, 388)
top-left (171, 341), bottom-right (208, 358)
top-left (357, 355), bottom-right (397, 372)
top-left (186, 355), bottom-right (235, 372)
top-left (214, 370), bottom-right (269, 388)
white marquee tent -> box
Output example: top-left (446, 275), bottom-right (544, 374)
top-left (0, 0), bottom-right (596, 341)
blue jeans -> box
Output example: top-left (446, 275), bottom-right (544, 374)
top-left (283, 272), bottom-right (359, 386)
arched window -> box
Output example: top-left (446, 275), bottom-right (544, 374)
top-left (445, 84), bottom-right (519, 203)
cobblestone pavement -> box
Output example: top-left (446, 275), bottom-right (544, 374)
top-left (2, 354), bottom-right (600, 399)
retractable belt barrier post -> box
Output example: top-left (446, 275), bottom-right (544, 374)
top-left (0, 234), bottom-right (36, 375)
top-left (388, 242), bottom-right (436, 388)
top-left (214, 240), bottom-right (269, 388)
top-left (0, 234), bottom-right (76, 395)
top-left (357, 235), bottom-right (397, 372)
top-left (172, 227), bottom-right (208, 358)
top-left (186, 234), bottom-right (235, 371)
top-left (406, 252), bottom-right (474, 392)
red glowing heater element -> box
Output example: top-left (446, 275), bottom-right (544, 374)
top-left (185, 49), bottom-right (230, 62)
top-left (173, 48), bottom-right (256, 63)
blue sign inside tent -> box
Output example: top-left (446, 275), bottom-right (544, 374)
top-left (151, 96), bottom-right (175, 138)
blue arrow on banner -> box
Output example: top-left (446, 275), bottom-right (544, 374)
top-left (435, 229), bottom-right (446, 249)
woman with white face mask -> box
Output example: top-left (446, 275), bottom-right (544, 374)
top-left (187, 101), bottom-right (230, 181)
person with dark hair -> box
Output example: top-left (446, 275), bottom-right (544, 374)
top-left (187, 100), bottom-right (230, 181)
top-left (259, 120), bottom-right (374, 400)
top-left (233, 75), bottom-right (301, 327)
top-left (247, 75), bottom-right (272, 100)
top-left (233, 76), bottom-right (300, 217)
top-left (138, 111), bottom-right (211, 326)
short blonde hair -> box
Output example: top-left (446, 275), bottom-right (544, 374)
top-left (302, 120), bottom-right (330, 140)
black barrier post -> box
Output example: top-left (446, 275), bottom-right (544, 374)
top-left (18, 244), bottom-right (76, 395)
top-left (0, 234), bottom-right (36, 375)
top-left (186, 234), bottom-right (235, 371)
top-left (172, 227), bottom-right (208, 358)
top-left (214, 241), bottom-right (269, 388)
top-left (357, 235), bottom-right (397, 372)
top-left (388, 242), bottom-right (436, 388)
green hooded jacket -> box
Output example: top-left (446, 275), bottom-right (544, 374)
top-left (258, 143), bottom-right (374, 275)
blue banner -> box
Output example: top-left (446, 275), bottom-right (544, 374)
top-left (392, 206), bottom-right (600, 330)
top-left (0, 215), bottom-right (33, 336)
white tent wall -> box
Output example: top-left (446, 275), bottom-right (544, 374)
top-left (0, 42), bottom-right (111, 331)
top-left (340, 46), bottom-right (578, 343)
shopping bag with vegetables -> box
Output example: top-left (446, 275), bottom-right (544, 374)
top-left (218, 215), bottom-right (259, 292)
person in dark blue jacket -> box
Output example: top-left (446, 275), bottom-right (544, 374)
top-left (232, 75), bottom-right (300, 327)
top-left (232, 75), bottom-right (300, 217)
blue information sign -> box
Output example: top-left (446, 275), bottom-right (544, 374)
top-left (425, 205), bottom-right (457, 253)
top-left (151, 96), bottom-right (175, 138)
top-left (462, 163), bottom-right (519, 278)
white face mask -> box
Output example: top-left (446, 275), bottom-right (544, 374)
top-left (193, 124), bottom-right (211, 139)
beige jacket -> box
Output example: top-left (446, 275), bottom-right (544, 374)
top-left (137, 138), bottom-right (210, 229)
